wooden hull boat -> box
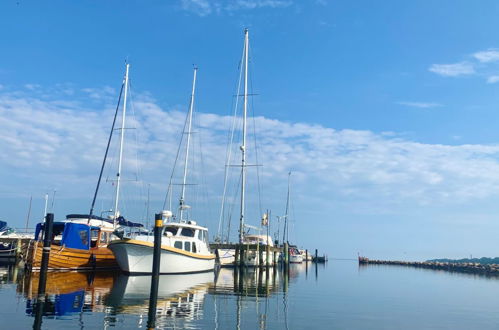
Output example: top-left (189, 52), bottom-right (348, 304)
top-left (28, 241), bottom-right (117, 271)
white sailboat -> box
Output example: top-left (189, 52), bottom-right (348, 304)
top-left (217, 29), bottom-right (275, 267)
top-left (109, 67), bottom-right (216, 274)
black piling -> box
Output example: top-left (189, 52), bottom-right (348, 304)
top-left (33, 212), bottom-right (54, 330)
top-left (147, 213), bottom-right (163, 329)
top-left (37, 213), bottom-right (53, 295)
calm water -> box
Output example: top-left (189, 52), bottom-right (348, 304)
top-left (1, 261), bottom-right (499, 329)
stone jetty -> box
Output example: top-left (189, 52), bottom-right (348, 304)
top-left (358, 257), bottom-right (499, 276)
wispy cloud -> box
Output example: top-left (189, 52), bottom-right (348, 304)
top-left (180, 0), bottom-right (293, 16)
top-left (487, 75), bottom-right (499, 84)
top-left (396, 101), bottom-right (442, 109)
top-left (473, 49), bottom-right (499, 63)
top-left (3, 86), bottom-right (499, 213)
top-left (428, 62), bottom-right (475, 77)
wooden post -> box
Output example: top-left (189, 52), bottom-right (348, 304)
top-left (147, 213), bottom-right (163, 329)
top-left (266, 245), bottom-right (270, 267)
top-left (234, 245), bottom-right (239, 266)
top-left (284, 242), bottom-right (289, 266)
top-left (38, 213), bottom-right (54, 295)
top-left (305, 249), bottom-right (308, 263)
top-left (259, 244), bottom-right (264, 267)
top-left (273, 250), bottom-right (277, 266)
top-left (315, 249), bottom-right (318, 262)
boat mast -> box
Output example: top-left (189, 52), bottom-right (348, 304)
top-left (239, 28), bottom-right (249, 243)
top-left (179, 67), bottom-right (198, 221)
top-left (113, 63), bottom-right (130, 228)
top-left (283, 171), bottom-right (291, 243)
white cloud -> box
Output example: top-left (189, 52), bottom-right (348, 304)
top-left (429, 62), bottom-right (475, 77)
top-left (180, 0), bottom-right (292, 16)
top-left (181, 0), bottom-right (213, 16)
top-left (3, 87), bottom-right (499, 212)
top-left (397, 101), bottom-right (442, 109)
top-left (473, 49), bottom-right (499, 63)
top-left (487, 75), bottom-right (499, 84)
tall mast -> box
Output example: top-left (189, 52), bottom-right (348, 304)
top-left (179, 67), bottom-right (198, 221)
top-left (114, 63), bottom-right (130, 228)
top-left (239, 28), bottom-right (249, 243)
top-left (283, 172), bottom-right (291, 243)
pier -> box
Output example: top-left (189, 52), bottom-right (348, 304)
top-left (359, 257), bottom-right (499, 276)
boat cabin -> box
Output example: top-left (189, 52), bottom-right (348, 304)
top-left (161, 221), bottom-right (210, 254)
top-left (34, 222), bottom-right (111, 250)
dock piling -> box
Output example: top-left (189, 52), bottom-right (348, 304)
top-left (147, 213), bottom-right (163, 329)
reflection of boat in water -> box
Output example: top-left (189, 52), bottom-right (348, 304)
top-left (107, 271), bottom-right (214, 320)
top-left (20, 271), bottom-right (116, 317)
top-left (212, 266), bottom-right (283, 297)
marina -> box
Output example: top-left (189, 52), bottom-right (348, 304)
top-left (4, 1), bottom-right (499, 329)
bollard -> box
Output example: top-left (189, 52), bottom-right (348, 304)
top-left (305, 249), bottom-right (309, 263)
top-left (147, 213), bottom-right (163, 329)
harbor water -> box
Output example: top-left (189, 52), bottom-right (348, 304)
top-left (1, 260), bottom-right (499, 329)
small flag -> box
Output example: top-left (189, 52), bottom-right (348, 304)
top-left (261, 213), bottom-right (268, 226)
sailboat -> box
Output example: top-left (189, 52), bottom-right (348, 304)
top-left (27, 63), bottom-right (143, 271)
top-left (108, 67), bottom-right (216, 274)
top-left (280, 172), bottom-right (302, 263)
top-left (217, 29), bottom-right (275, 267)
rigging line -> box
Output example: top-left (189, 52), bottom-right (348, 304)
top-left (226, 169), bottom-right (243, 242)
top-left (128, 80), bottom-right (147, 218)
top-left (88, 80), bottom-right (125, 223)
top-left (162, 96), bottom-right (191, 211)
top-left (248, 42), bottom-right (264, 220)
top-left (217, 37), bottom-right (246, 240)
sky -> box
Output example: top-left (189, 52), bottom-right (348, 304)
top-left (3, 0), bottom-right (499, 260)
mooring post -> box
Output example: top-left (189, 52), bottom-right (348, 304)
top-left (259, 244), bottom-right (264, 267)
top-left (33, 213), bottom-right (54, 330)
top-left (305, 249), bottom-right (309, 263)
top-left (147, 213), bottom-right (163, 329)
top-left (235, 245), bottom-right (240, 266)
top-left (38, 213), bottom-right (53, 295)
top-left (315, 249), bottom-right (318, 262)
top-left (266, 245), bottom-right (270, 267)
top-left (284, 242), bottom-right (289, 267)
top-left (273, 250), bottom-right (277, 267)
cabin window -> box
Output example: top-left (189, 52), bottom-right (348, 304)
top-left (180, 228), bottom-right (195, 237)
top-left (184, 241), bottom-right (191, 252)
top-left (90, 229), bottom-right (99, 248)
top-left (165, 227), bottom-right (178, 236)
top-left (79, 230), bottom-right (88, 246)
top-left (197, 230), bottom-right (202, 240)
top-left (174, 241), bottom-right (182, 249)
top-left (203, 230), bottom-right (208, 243)
top-left (100, 232), bottom-right (108, 244)
top-left (192, 242), bottom-right (197, 253)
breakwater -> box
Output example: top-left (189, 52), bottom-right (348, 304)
top-left (358, 257), bottom-right (499, 276)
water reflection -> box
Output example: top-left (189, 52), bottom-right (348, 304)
top-left (107, 271), bottom-right (214, 327)
top-left (19, 271), bottom-right (116, 317)
top-left (2, 262), bottom-right (312, 329)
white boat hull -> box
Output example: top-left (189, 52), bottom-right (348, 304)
top-left (289, 254), bottom-right (303, 263)
top-left (109, 240), bottom-right (215, 274)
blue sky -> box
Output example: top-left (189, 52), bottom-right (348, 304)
top-left (3, 0), bottom-right (499, 259)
